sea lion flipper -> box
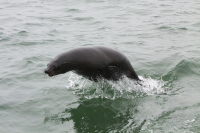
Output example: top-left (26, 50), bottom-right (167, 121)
top-left (107, 66), bottom-right (123, 81)
top-left (108, 66), bottom-right (117, 70)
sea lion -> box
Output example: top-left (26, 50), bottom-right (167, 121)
top-left (45, 46), bottom-right (140, 82)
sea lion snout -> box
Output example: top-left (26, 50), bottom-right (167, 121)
top-left (44, 69), bottom-right (49, 74)
top-left (44, 69), bottom-right (51, 76)
top-left (44, 67), bottom-right (54, 77)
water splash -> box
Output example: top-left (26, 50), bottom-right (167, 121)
top-left (66, 72), bottom-right (165, 100)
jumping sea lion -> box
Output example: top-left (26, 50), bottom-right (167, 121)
top-left (45, 46), bottom-right (140, 82)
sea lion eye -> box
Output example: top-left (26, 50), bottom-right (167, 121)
top-left (54, 64), bottom-right (59, 70)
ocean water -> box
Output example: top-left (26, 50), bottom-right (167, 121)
top-left (0, 0), bottom-right (200, 132)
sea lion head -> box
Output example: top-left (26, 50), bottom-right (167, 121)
top-left (44, 54), bottom-right (74, 77)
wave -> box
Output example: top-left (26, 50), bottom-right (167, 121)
top-left (162, 58), bottom-right (200, 81)
top-left (66, 58), bottom-right (200, 99)
top-left (66, 73), bottom-right (165, 100)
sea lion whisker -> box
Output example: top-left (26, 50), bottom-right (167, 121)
top-left (44, 73), bottom-right (47, 78)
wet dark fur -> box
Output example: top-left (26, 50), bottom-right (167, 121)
top-left (45, 46), bottom-right (140, 82)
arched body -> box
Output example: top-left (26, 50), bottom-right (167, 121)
top-left (45, 46), bottom-right (140, 81)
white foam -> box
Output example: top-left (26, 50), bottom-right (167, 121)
top-left (138, 76), bottom-right (165, 94)
top-left (66, 73), bottom-right (165, 99)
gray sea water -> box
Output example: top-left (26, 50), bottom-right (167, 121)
top-left (0, 0), bottom-right (200, 132)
